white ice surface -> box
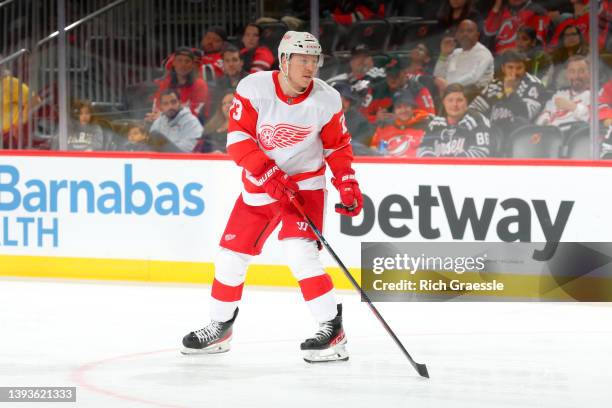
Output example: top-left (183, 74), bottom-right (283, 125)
top-left (1, 278), bottom-right (611, 408)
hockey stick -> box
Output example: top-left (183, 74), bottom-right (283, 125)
top-left (288, 194), bottom-right (429, 378)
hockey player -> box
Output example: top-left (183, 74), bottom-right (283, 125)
top-left (417, 83), bottom-right (492, 158)
top-left (182, 31), bottom-right (363, 363)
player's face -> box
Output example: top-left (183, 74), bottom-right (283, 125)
top-left (242, 26), bottom-right (260, 50)
top-left (221, 94), bottom-right (234, 118)
top-left (287, 54), bottom-right (319, 90)
top-left (160, 94), bottom-right (181, 119)
top-left (173, 55), bottom-right (195, 77)
top-left (78, 107), bottom-right (92, 125)
top-left (394, 102), bottom-right (414, 121)
top-left (443, 91), bottom-right (468, 122)
top-left (502, 61), bottom-right (526, 82)
top-left (566, 60), bottom-right (590, 92)
top-left (223, 51), bottom-right (243, 76)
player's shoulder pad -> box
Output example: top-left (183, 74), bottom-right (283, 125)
top-left (235, 70), bottom-right (273, 99)
top-left (313, 77), bottom-right (342, 112)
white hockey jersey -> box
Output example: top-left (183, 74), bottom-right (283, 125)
top-left (536, 88), bottom-right (591, 128)
top-left (227, 71), bottom-right (353, 206)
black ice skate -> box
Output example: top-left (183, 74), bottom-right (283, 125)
top-left (300, 304), bottom-right (348, 363)
top-left (181, 308), bottom-right (239, 355)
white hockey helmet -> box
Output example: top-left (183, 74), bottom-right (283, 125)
top-left (278, 31), bottom-right (323, 68)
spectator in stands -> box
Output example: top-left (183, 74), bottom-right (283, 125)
top-left (333, 82), bottom-right (374, 150)
top-left (600, 127), bottom-right (612, 159)
top-left (1, 63), bottom-right (40, 149)
top-left (149, 89), bottom-right (202, 153)
top-left (483, 0), bottom-right (550, 55)
top-left (120, 123), bottom-right (153, 152)
top-left (196, 90), bottom-right (233, 153)
top-left (550, 24), bottom-right (589, 89)
top-left (437, 0), bottom-right (483, 33)
top-left (434, 20), bottom-right (494, 97)
top-left (210, 45), bottom-right (248, 112)
top-left (240, 23), bottom-right (275, 73)
top-left (326, 44), bottom-right (385, 87)
top-left (599, 79), bottom-right (612, 128)
top-left (200, 26), bottom-right (227, 78)
top-left (363, 56), bottom-right (435, 124)
top-left (370, 89), bottom-right (430, 157)
top-left (417, 83), bottom-right (492, 157)
top-left (516, 26), bottom-right (553, 86)
top-left (406, 43), bottom-right (433, 75)
top-left (536, 55), bottom-right (591, 131)
top-left (405, 43), bottom-right (445, 103)
top-left (470, 50), bottom-right (547, 136)
top-left (548, 0), bottom-right (609, 50)
top-left (148, 47), bottom-right (209, 122)
top-left (598, 79), bottom-right (612, 158)
top-left (66, 100), bottom-right (104, 151)
top-left (328, 0), bottom-right (385, 25)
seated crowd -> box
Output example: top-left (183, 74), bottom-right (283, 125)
top-left (48, 0), bottom-right (612, 158)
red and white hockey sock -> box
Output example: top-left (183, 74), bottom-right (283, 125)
top-left (299, 274), bottom-right (338, 322)
top-left (210, 248), bottom-right (251, 322)
top-left (283, 238), bottom-right (339, 322)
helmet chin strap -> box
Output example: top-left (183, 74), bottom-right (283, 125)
top-left (280, 55), bottom-right (309, 95)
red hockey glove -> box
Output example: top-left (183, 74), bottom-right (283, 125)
top-left (332, 170), bottom-right (363, 216)
top-left (255, 163), bottom-right (299, 202)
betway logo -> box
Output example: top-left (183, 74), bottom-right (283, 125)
top-left (341, 186), bottom-right (574, 261)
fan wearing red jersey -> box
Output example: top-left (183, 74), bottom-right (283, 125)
top-left (182, 31), bottom-right (363, 363)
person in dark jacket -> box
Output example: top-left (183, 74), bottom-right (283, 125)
top-left (418, 83), bottom-right (492, 157)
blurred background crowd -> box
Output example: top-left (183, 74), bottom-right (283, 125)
top-left (2, 0), bottom-right (611, 159)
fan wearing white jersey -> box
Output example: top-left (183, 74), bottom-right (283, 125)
top-left (182, 31), bottom-right (364, 363)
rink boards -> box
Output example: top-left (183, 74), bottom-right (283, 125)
top-left (0, 151), bottom-right (611, 292)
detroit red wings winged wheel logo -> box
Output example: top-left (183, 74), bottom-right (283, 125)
top-left (257, 123), bottom-right (312, 150)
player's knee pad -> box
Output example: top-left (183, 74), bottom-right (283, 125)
top-left (214, 247), bottom-right (252, 286)
top-left (282, 238), bottom-right (325, 281)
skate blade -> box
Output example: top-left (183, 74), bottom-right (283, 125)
top-left (181, 340), bottom-right (231, 355)
top-left (303, 343), bottom-right (349, 364)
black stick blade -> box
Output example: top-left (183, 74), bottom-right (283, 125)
top-left (416, 363), bottom-right (429, 378)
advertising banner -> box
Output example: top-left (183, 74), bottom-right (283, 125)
top-left (1, 153), bottom-right (611, 294)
